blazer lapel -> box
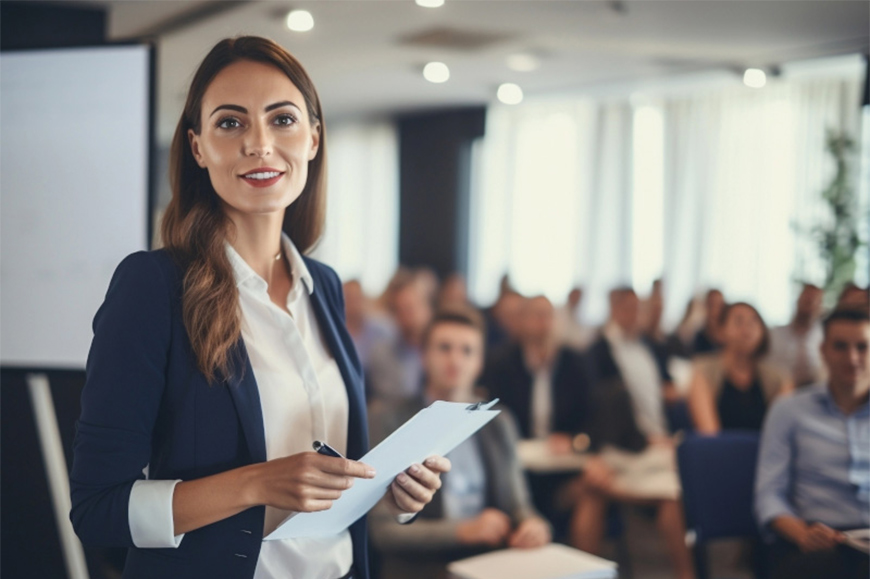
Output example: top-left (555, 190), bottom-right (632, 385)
top-left (307, 281), bottom-right (368, 460)
top-left (226, 339), bottom-right (268, 464)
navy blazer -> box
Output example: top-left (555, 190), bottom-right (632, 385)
top-left (69, 249), bottom-right (370, 579)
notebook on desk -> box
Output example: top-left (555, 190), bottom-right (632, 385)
top-left (447, 543), bottom-right (618, 579)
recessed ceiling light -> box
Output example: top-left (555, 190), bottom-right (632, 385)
top-left (497, 83), bottom-right (523, 105)
top-left (506, 53), bottom-right (540, 72)
top-left (416, 0), bottom-right (445, 7)
top-left (423, 61), bottom-right (450, 83)
top-left (743, 68), bottom-right (766, 88)
top-left (286, 9), bottom-right (314, 32)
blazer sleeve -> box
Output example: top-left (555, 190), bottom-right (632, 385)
top-left (69, 251), bottom-right (172, 547)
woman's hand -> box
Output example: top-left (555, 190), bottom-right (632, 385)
top-left (508, 516), bottom-right (551, 549)
top-left (385, 455), bottom-right (451, 515)
top-left (581, 455), bottom-right (615, 493)
top-left (457, 508), bottom-right (512, 546)
top-left (249, 452), bottom-right (376, 512)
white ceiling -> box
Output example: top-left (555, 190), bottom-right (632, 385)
top-left (97, 0), bottom-right (869, 143)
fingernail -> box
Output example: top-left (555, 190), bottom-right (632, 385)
top-left (366, 468), bottom-right (376, 478)
top-left (424, 458), bottom-right (434, 466)
top-left (398, 473), bottom-right (409, 483)
top-left (409, 464), bottom-right (420, 474)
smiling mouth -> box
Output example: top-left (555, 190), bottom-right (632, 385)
top-left (241, 171), bottom-right (284, 180)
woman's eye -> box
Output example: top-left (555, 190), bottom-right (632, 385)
top-left (216, 117), bottom-right (241, 130)
top-left (274, 114), bottom-right (297, 127)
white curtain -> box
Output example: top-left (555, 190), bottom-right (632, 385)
top-left (469, 58), bottom-right (865, 327)
top-left (311, 121), bottom-right (399, 295)
top-left (662, 75), bottom-right (864, 325)
top-left (469, 99), bottom-right (634, 323)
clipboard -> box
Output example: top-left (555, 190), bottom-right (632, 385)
top-left (264, 399), bottom-right (501, 540)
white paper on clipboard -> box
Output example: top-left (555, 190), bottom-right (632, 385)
top-left (264, 399), bottom-right (500, 540)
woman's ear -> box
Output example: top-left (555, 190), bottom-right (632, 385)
top-left (188, 129), bottom-right (207, 168)
top-left (308, 122), bottom-right (321, 161)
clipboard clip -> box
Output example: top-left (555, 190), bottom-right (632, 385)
top-left (466, 398), bottom-right (499, 412)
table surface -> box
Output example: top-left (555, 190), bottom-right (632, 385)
top-left (516, 439), bottom-right (588, 473)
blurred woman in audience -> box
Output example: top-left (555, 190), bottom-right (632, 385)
top-left (688, 302), bottom-right (794, 433)
top-left (692, 289), bottom-right (725, 355)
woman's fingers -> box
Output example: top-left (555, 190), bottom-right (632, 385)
top-left (406, 463), bottom-right (442, 490)
top-left (395, 471), bottom-right (434, 503)
top-left (314, 454), bottom-right (376, 479)
top-left (423, 456), bottom-right (451, 473)
top-left (391, 479), bottom-right (425, 512)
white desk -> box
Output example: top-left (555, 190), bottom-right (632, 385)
top-left (517, 439), bottom-right (588, 473)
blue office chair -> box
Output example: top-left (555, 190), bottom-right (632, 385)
top-left (677, 431), bottom-right (766, 579)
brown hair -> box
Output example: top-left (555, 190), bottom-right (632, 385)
top-left (718, 301), bottom-right (770, 359)
top-left (822, 306), bottom-right (870, 337)
top-left (421, 306), bottom-right (487, 350)
top-left (160, 36), bottom-right (327, 383)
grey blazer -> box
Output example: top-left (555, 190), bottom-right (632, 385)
top-left (367, 397), bottom-right (544, 579)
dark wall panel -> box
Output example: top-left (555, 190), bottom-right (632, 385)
top-left (398, 107), bottom-right (486, 278)
top-left (1, 2), bottom-right (106, 51)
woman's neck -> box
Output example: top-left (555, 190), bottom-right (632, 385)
top-left (722, 348), bottom-right (755, 383)
top-left (226, 211), bottom-right (286, 286)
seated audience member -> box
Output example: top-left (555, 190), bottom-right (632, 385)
top-left (755, 307), bottom-right (870, 579)
top-left (368, 307), bottom-right (552, 579)
top-left (343, 279), bottom-right (395, 369)
top-left (482, 295), bottom-right (594, 444)
top-left (590, 287), bottom-right (678, 430)
top-left (575, 287), bottom-right (694, 579)
top-left (556, 286), bottom-right (597, 352)
top-left (640, 279), bottom-right (665, 343)
top-left (669, 295), bottom-right (706, 359)
top-left (838, 283), bottom-right (870, 309)
top-left (768, 283), bottom-right (825, 387)
top-left (483, 289), bottom-right (526, 349)
top-left (688, 302), bottom-right (793, 433)
top-left (437, 272), bottom-right (470, 310)
top-left (367, 269), bottom-right (433, 401)
top-left (692, 289), bottom-right (726, 355)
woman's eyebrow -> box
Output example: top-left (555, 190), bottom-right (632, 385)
top-left (209, 101), bottom-right (300, 118)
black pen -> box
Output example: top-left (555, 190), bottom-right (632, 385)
top-left (313, 440), bottom-right (345, 459)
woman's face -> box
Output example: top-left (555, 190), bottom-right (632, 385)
top-left (188, 59), bottom-right (320, 220)
top-left (722, 305), bottom-right (764, 356)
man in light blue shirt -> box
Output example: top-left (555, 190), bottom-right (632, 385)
top-left (755, 307), bottom-right (870, 579)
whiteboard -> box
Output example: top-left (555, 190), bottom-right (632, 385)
top-left (1, 45), bottom-right (151, 368)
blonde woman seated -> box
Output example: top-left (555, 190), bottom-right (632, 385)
top-left (688, 302), bottom-right (794, 433)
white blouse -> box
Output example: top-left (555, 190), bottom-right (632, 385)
top-left (128, 232), bottom-right (353, 579)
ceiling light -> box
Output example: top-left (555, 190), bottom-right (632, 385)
top-left (423, 62), bottom-right (450, 83)
top-left (506, 53), bottom-right (540, 72)
top-left (415, 0), bottom-right (445, 7)
top-left (286, 10), bottom-right (314, 32)
top-left (497, 83), bottom-right (523, 105)
top-left (743, 68), bottom-right (766, 88)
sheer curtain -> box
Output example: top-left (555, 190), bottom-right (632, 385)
top-left (469, 99), bottom-right (634, 323)
top-left (311, 121), bottom-right (399, 295)
top-left (662, 75), bottom-right (864, 325)
top-left (469, 57), bottom-right (865, 327)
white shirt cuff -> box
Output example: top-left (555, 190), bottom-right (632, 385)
top-left (128, 479), bottom-right (185, 548)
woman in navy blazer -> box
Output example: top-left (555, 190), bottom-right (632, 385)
top-left (69, 36), bottom-right (449, 579)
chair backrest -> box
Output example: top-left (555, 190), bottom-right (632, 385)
top-left (677, 431), bottom-right (761, 543)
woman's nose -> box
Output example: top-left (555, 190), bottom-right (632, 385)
top-left (243, 122), bottom-right (272, 157)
